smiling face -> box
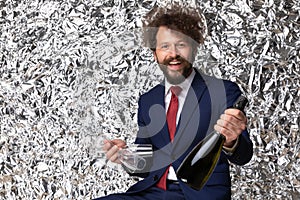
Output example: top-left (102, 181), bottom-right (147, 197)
top-left (154, 26), bottom-right (196, 85)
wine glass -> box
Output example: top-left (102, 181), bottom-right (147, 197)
top-left (83, 134), bottom-right (152, 172)
top-left (118, 143), bottom-right (152, 172)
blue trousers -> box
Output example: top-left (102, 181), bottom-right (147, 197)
top-left (94, 183), bottom-right (185, 200)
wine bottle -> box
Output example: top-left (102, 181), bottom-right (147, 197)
top-left (176, 95), bottom-right (248, 190)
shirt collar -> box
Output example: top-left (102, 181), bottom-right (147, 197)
top-left (165, 68), bottom-right (196, 96)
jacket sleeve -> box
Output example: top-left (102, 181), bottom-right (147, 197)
top-left (228, 130), bottom-right (253, 165)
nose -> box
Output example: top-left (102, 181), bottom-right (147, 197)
top-left (168, 44), bottom-right (179, 58)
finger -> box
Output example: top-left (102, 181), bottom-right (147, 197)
top-left (106, 145), bottom-right (119, 160)
top-left (214, 124), bottom-right (238, 142)
top-left (214, 124), bottom-right (224, 135)
top-left (111, 139), bottom-right (126, 148)
top-left (109, 148), bottom-right (121, 163)
top-left (220, 114), bottom-right (247, 130)
top-left (102, 140), bottom-right (113, 151)
top-left (224, 109), bottom-right (247, 122)
top-left (223, 109), bottom-right (247, 122)
top-left (217, 117), bottom-right (238, 131)
top-left (216, 117), bottom-right (244, 137)
top-left (218, 118), bottom-right (245, 136)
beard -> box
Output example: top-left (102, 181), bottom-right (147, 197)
top-left (158, 55), bottom-right (193, 85)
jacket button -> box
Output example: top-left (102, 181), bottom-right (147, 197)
top-left (171, 154), bottom-right (176, 161)
top-left (153, 175), bottom-right (158, 181)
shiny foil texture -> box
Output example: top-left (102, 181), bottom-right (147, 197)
top-left (0, 0), bottom-right (299, 199)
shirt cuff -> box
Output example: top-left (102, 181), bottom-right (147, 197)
top-left (222, 137), bottom-right (239, 156)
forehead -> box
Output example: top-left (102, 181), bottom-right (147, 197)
top-left (156, 26), bottom-right (190, 43)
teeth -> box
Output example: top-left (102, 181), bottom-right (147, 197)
top-left (169, 61), bottom-right (181, 65)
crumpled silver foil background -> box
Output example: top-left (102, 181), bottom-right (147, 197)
top-left (0, 0), bottom-right (299, 199)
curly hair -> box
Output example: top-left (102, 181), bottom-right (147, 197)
top-left (142, 4), bottom-right (207, 51)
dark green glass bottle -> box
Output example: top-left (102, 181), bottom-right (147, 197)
top-left (176, 96), bottom-right (248, 190)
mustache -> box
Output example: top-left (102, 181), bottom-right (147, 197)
top-left (162, 55), bottom-right (189, 66)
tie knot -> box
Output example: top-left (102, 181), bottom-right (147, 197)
top-left (170, 86), bottom-right (182, 96)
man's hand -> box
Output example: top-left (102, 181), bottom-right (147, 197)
top-left (103, 139), bottom-right (126, 164)
top-left (214, 108), bottom-right (247, 148)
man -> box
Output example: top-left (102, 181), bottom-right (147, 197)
top-left (95, 4), bottom-right (253, 200)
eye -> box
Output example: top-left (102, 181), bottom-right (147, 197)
top-left (176, 42), bottom-right (187, 48)
top-left (160, 44), bottom-right (169, 50)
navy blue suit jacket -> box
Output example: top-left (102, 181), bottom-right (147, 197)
top-left (126, 69), bottom-right (253, 199)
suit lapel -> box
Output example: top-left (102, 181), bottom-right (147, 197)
top-left (181, 69), bottom-right (207, 118)
top-left (147, 83), bottom-right (173, 148)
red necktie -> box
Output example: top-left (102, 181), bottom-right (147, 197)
top-left (156, 86), bottom-right (182, 190)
